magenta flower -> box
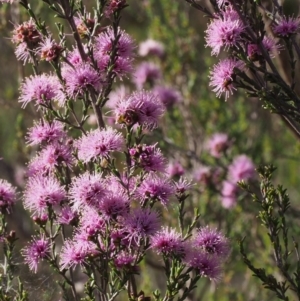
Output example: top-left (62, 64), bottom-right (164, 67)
top-left (19, 74), bottom-right (65, 107)
top-left (60, 239), bottom-right (97, 270)
top-left (153, 86), bottom-right (181, 109)
top-left (221, 180), bottom-right (238, 208)
top-left (138, 39), bottom-right (165, 58)
top-left (209, 58), bottom-right (244, 100)
top-left (135, 174), bottom-right (175, 206)
top-left (129, 144), bottom-right (166, 172)
top-left (113, 90), bottom-right (165, 129)
top-left (206, 133), bottom-right (230, 158)
top-left (122, 208), bottom-right (160, 244)
top-left (69, 172), bottom-right (106, 211)
top-left (273, 16), bottom-right (300, 37)
top-left (27, 143), bottom-right (73, 176)
top-left (106, 85), bottom-right (130, 109)
top-left (114, 252), bottom-right (136, 269)
top-left (194, 227), bottom-right (230, 259)
top-left (262, 36), bottom-right (282, 58)
top-left (76, 127), bottom-right (124, 162)
top-left (228, 154), bottom-right (255, 182)
top-left (133, 62), bottom-right (162, 89)
top-left (66, 47), bottom-right (85, 66)
top-left (97, 55), bottom-right (133, 78)
top-left (185, 251), bottom-right (222, 281)
top-left (151, 227), bottom-right (185, 257)
top-left (99, 192), bottom-right (129, 220)
top-left (174, 177), bottom-right (193, 196)
top-left (94, 26), bottom-right (135, 59)
top-left (26, 120), bottom-right (65, 145)
top-left (22, 235), bottom-right (51, 273)
top-left (24, 174), bottom-right (66, 214)
top-left (0, 179), bottom-right (17, 213)
top-left (62, 62), bottom-right (101, 96)
top-left (193, 166), bottom-right (212, 186)
top-left (56, 206), bottom-right (78, 225)
top-left (79, 208), bottom-right (105, 238)
top-left (166, 161), bottom-right (185, 178)
top-left (205, 9), bottom-right (245, 55)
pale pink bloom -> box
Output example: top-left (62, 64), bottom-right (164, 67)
top-left (76, 127), bottom-right (124, 162)
top-left (23, 235), bottom-right (51, 273)
top-left (138, 39), bottom-right (165, 57)
top-left (193, 227), bottom-right (230, 259)
top-left (205, 9), bottom-right (245, 55)
top-left (129, 144), bottom-right (166, 172)
top-left (19, 74), bottom-right (65, 107)
top-left (228, 155), bottom-right (255, 182)
top-left (24, 174), bottom-right (66, 214)
top-left (36, 36), bottom-right (63, 61)
top-left (221, 180), bottom-right (238, 208)
top-left (69, 172), bottom-right (106, 210)
top-left (206, 133), bottom-right (230, 158)
top-left (151, 227), bottom-right (185, 257)
top-left (209, 58), bottom-right (244, 100)
top-left (135, 174), bottom-right (175, 206)
top-left (61, 62), bottom-right (101, 96)
top-left (185, 251), bottom-right (222, 281)
top-left (133, 62), bottom-right (162, 89)
top-left (0, 179), bottom-right (17, 213)
top-left (121, 208), bottom-right (160, 245)
top-left (26, 120), bottom-right (66, 145)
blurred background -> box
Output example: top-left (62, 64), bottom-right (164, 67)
top-left (1, 0), bottom-right (300, 300)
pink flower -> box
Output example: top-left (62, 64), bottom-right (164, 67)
top-left (12, 19), bottom-right (41, 64)
top-left (69, 172), bottom-right (106, 211)
top-left (99, 191), bottom-right (129, 220)
top-left (174, 177), bottom-right (193, 196)
top-left (193, 166), bottom-right (212, 186)
top-left (79, 208), bottom-right (105, 238)
top-left (0, 179), bottom-right (17, 213)
top-left (27, 143), bottom-right (73, 176)
top-left (113, 90), bottom-right (165, 129)
top-left (62, 62), bottom-right (101, 97)
top-left (135, 174), bottom-right (175, 206)
top-left (273, 16), bottom-right (300, 37)
top-left (209, 58), bottom-right (244, 100)
top-left (206, 133), bottom-right (230, 158)
top-left (26, 120), bottom-right (66, 145)
top-left (56, 206), bottom-right (78, 225)
top-left (60, 239), bottom-right (97, 270)
top-left (193, 227), bottom-right (230, 259)
top-left (138, 39), bottom-right (165, 58)
top-left (36, 37), bottom-right (63, 61)
top-left (228, 155), bottom-right (255, 182)
top-left (129, 144), bottom-right (166, 172)
top-left (185, 251), bottom-right (222, 281)
top-left (151, 227), bottom-right (185, 257)
top-left (19, 74), bottom-right (65, 107)
top-left (220, 180), bottom-right (238, 208)
top-left (205, 9), bottom-right (245, 55)
top-left (104, 0), bottom-right (127, 18)
top-left (76, 127), bottom-right (124, 162)
top-left (94, 27), bottom-right (135, 59)
top-left (22, 235), bottom-right (51, 273)
top-left (166, 161), bottom-right (185, 178)
top-left (24, 174), bottom-right (66, 214)
top-left (121, 208), bottom-right (160, 245)
top-left (133, 62), bottom-right (162, 89)
top-left (97, 55), bottom-right (133, 78)
top-left (153, 86), bottom-right (181, 109)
